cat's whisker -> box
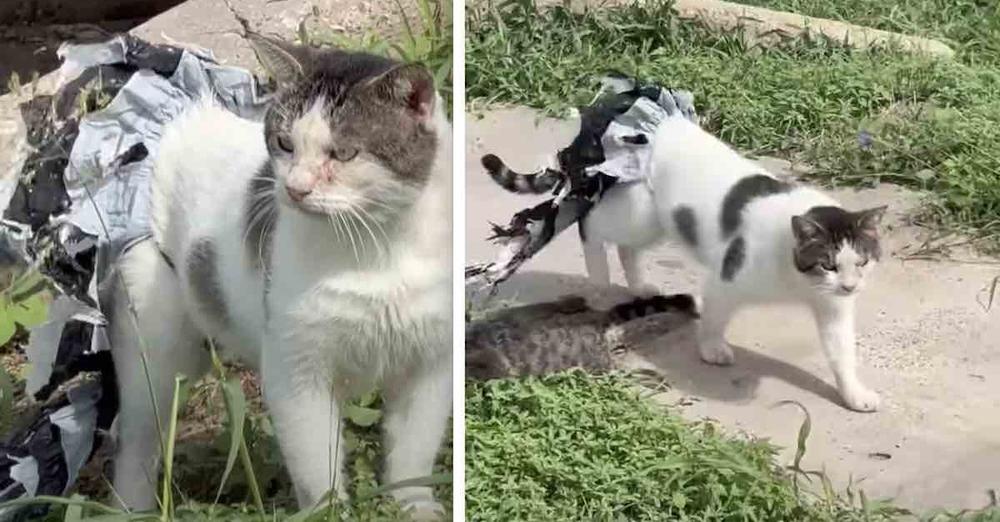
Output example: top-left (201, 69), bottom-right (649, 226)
top-left (337, 211), bottom-right (362, 265)
top-left (354, 204), bottom-right (391, 256)
top-left (257, 216), bottom-right (276, 269)
top-left (348, 210), bottom-right (372, 261)
top-left (326, 215), bottom-right (342, 242)
top-left (348, 205), bottom-right (384, 260)
top-left (328, 210), bottom-right (348, 245)
top-left (347, 210), bottom-right (370, 260)
top-left (241, 192), bottom-right (276, 251)
top-left (246, 207), bottom-right (275, 248)
top-left (354, 194), bottom-right (394, 213)
top-left (336, 210), bottom-right (361, 259)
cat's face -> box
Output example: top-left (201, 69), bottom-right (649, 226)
top-left (252, 35), bottom-right (439, 222)
top-left (791, 205), bottom-right (886, 296)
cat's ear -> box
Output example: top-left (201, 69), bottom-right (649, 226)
top-left (366, 63), bottom-right (436, 127)
top-left (247, 33), bottom-right (312, 87)
top-left (856, 205), bottom-right (887, 237)
top-left (791, 215), bottom-right (824, 243)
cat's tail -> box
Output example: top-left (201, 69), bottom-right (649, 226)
top-left (608, 293), bottom-right (699, 323)
top-left (482, 153), bottom-right (563, 194)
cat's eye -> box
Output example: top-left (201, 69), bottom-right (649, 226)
top-left (276, 134), bottom-right (294, 153)
top-left (821, 261), bottom-right (837, 272)
top-left (857, 258), bottom-right (869, 267)
top-left (332, 146), bottom-right (359, 162)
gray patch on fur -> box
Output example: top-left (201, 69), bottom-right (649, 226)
top-left (243, 161), bottom-right (277, 273)
top-left (721, 236), bottom-right (746, 281)
top-left (720, 174), bottom-right (792, 237)
top-left (187, 239), bottom-right (229, 326)
top-left (791, 205), bottom-right (885, 273)
top-left (672, 205), bottom-right (698, 247)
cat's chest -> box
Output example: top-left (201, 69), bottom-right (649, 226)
top-left (269, 250), bottom-right (450, 357)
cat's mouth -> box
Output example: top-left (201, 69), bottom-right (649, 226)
top-left (279, 188), bottom-right (328, 215)
top-left (280, 186), bottom-right (399, 226)
top-left (278, 181), bottom-right (352, 215)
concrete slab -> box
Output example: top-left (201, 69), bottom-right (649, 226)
top-left (131, 0), bottom-right (397, 73)
top-left (519, 0), bottom-right (955, 58)
top-left (466, 106), bottom-right (1000, 512)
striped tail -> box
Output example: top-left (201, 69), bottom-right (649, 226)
top-left (481, 153), bottom-right (562, 194)
top-left (608, 294), bottom-right (699, 323)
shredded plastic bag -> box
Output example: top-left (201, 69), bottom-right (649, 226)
top-left (467, 77), bottom-right (698, 289)
top-left (0, 34), bottom-right (269, 520)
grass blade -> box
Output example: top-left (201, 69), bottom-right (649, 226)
top-left (209, 344), bottom-right (264, 512)
top-left (773, 400), bottom-right (812, 474)
top-left (214, 376), bottom-right (248, 504)
top-left (161, 374), bottom-right (189, 521)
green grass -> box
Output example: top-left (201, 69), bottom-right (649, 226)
top-left (734, 0), bottom-right (1000, 65)
top-left (3, 356), bottom-right (453, 521)
top-left (304, 0), bottom-right (453, 110)
top-left (465, 371), bottom-right (1000, 521)
top-left (466, 0), bottom-right (1000, 251)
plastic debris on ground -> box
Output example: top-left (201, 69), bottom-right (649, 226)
top-left (466, 76), bottom-right (698, 290)
top-left (0, 34), bottom-right (270, 520)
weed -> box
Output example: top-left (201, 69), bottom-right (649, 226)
top-left (736, 0), bottom-right (1000, 65)
top-left (304, 0), bottom-right (454, 111)
top-left (465, 371), bottom-right (1000, 521)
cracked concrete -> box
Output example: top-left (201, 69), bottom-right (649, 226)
top-left (466, 106), bottom-right (1000, 512)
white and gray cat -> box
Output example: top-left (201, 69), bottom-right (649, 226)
top-left (488, 113), bottom-right (886, 412)
top-left (109, 35), bottom-right (452, 518)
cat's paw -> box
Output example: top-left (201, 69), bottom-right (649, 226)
top-left (403, 500), bottom-right (446, 521)
top-left (840, 384), bottom-right (880, 412)
top-left (699, 341), bottom-right (735, 366)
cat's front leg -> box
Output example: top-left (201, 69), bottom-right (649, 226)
top-left (382, 355), bottom-right (452, 520)
top-left (261, 341), bottom-right (347, 507)
top-left (617, 246), bottom-right (658, 297)
top-left (582, 239), bottom-right (611, 288)
top-left (110, 240), bottom-right (211, 511)
top-left (697, 280), bottom-right (737, 365)
top-left (810, 297), bottom-right (879, 412)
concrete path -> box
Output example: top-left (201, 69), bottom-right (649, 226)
top-left (465, 106), bottom-right (1000, 512)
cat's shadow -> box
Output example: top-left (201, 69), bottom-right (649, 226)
top-left (469, 270), bottom-right (843, 407)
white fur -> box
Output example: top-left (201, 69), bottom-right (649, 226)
top-left (582, 113), bottom-right (879, 412)
top-left (111, 98), bottom-right (452, 514)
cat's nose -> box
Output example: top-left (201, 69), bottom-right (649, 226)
top-left (286, 185), bottom-right (311, 202)
top-left (840, 283), bottom-right (857, 293)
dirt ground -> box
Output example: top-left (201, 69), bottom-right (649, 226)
top-left (465, 106), bottom-right (1000, 512)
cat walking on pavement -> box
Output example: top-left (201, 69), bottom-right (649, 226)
top-left (487, 110), bottom-right (886, 412)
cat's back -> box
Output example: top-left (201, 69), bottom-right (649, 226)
top-left (651, 115), bottom-right (760, 206)
top-left (646, 115), bottom-right (766, 258)
top-left (465, 298), bottom-right (616, 379)
top-left (148, 102), bottom-right (270, 359)
top-left (152, 102), bottom-right (267, 251)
